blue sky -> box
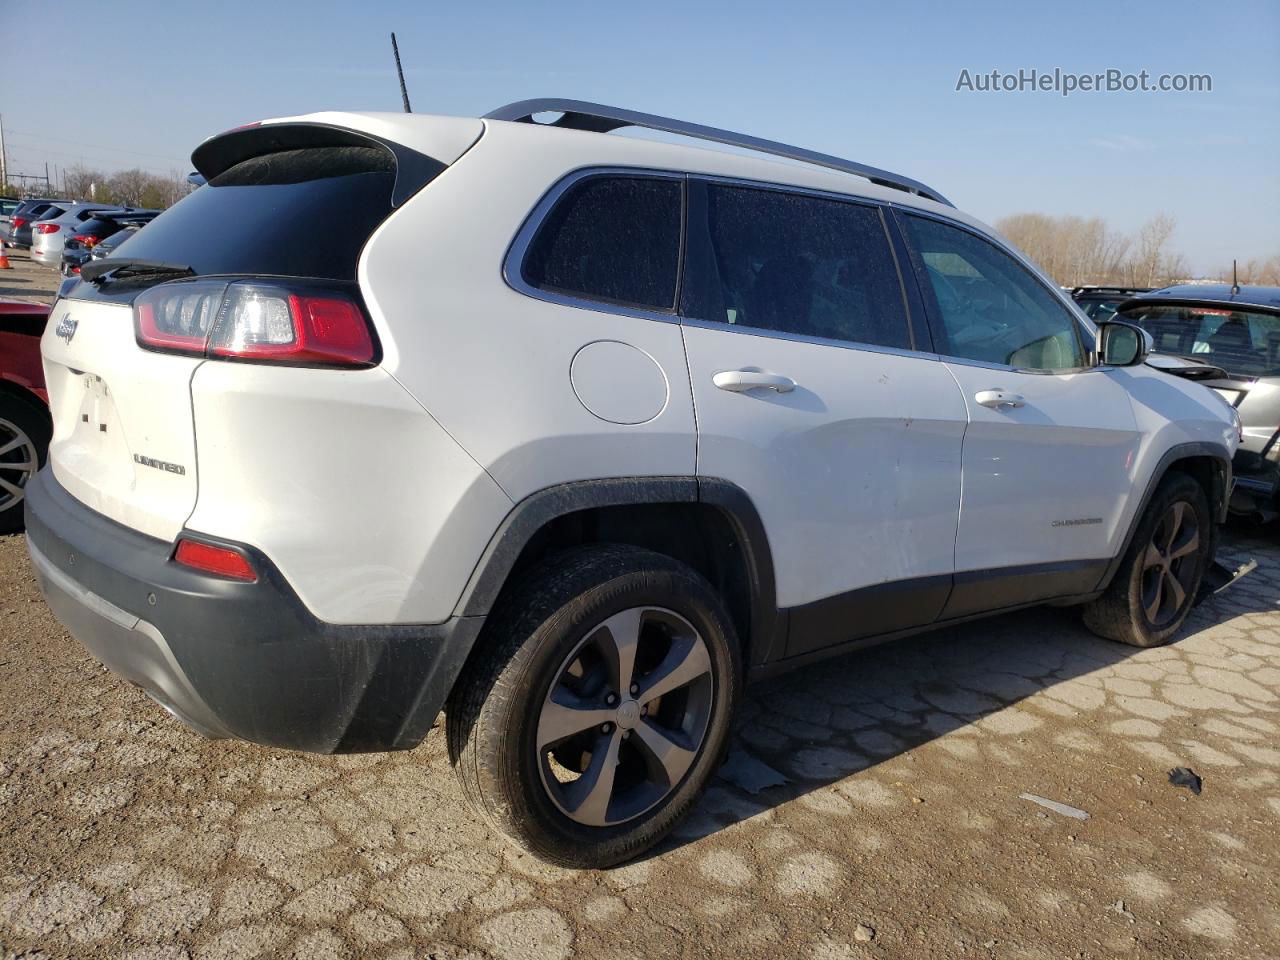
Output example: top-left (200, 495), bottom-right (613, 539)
top-left (5, 0), bottom-right (1277, 272)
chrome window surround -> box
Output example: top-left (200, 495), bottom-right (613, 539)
top-left (502, 166), bottom-right (1102, 374)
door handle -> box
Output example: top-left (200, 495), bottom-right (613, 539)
top-left (713, 370), bottom-right (797, 393)
top-left (975, 389), bottom-right (1025, 409)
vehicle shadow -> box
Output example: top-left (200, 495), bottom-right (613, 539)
top-left (645, 546), bottom-right (1273, 858)
top-left (0, 276), bottom-right (37, 298)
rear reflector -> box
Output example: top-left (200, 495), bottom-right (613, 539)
top-left (134, 278), bottom-right (376, 366)
top-left (174, 538), bottom-right (257, 582)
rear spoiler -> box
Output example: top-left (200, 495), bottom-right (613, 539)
top-left (191, 123), bottom-right (444, 208)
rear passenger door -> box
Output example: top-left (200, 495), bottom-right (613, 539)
top-left (679, 181), bottom-right (968, 658)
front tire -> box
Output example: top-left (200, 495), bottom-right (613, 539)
top-left (1083, 471), bottom-right (1212, 647)
top-left (447, 545), bottom-right (741, 868)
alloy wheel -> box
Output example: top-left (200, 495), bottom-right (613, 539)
top-left (1140, 500), bottom-right (1200, 628)
top-left (536, 606), bottom-right (715, 827)
top-left (0, 418), bottom-right (38, 517)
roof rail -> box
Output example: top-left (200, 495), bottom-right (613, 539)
top-left (484, 98), bottom-right (953, 207)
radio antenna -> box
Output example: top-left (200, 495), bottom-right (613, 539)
top-left (391, 33), bottom-right (412, 113)
top-left (1232, 259), bottom-right (1240, 295)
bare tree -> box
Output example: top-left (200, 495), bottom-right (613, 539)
top-left (105, 168), bottom-right (152, 207)
top-left (1129, 214), bottom-right (1178, 287)
top-left (1219, 255), bottom-right (1280, 286)
top-left (62, 164), bottom-right (107, 201)
top-left (997, 212), bottom-right (1132, 287)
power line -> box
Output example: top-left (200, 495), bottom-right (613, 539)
top-left (4, 128), bottom-right (187, 165)
top-left (3, 144), bottom-right (182, 178)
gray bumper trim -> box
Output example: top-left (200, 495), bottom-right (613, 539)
top-left (27, 535), bottom-right (232, 739)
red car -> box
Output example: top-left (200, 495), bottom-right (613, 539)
top-left (0, 299), bottom-right (51, 533)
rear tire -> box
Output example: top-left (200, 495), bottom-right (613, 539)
top-left (1083, 471), bottom-right (1211, 647)
top-left (0, 395), bottom-right (50, 535)
top-left (446, 545), bottom-right (740, 868)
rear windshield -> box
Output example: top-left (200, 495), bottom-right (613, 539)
top-left (1125, 303), bottom-right (1280, 378)
top-left (105, 145), bottom-right (398, 282)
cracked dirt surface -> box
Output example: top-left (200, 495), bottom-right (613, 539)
top-left (1, 527), bottom-right (1277, 959)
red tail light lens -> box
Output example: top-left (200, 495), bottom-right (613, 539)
top-left (174, 538), bottom-right (258, 582)
top-left (35, 222), bottom-right (60, 234)
top-left (79, 235), bottom-right (100, 248)
top-left (134, 279), bottom-right (376, 366)
top-left (12, 217), bottom-right (28, 230)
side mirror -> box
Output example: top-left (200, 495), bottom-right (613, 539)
top-left (1097, 320), bottom-right (1151, 367)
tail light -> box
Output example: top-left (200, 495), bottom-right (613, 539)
top-left (79, 235), bottom-right (101, 248)
top-left (35, 223), bottom-right (60, 234)
top-left (173, 537), bottom-right (257, 582)
top-left (12, 217), bottom-right (28, 231)
top-left (134, 278), bottom-right (376, 367)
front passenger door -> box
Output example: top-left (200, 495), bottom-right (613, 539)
top-left (897, 212), bottom-right (1142, 618)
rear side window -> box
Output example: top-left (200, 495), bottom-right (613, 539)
top-left (522, 176), bottom-right (682, 311)
top-left (681, 184), bottom-right (911, 350)
top-left (102, 146), bottom-right (399, 282)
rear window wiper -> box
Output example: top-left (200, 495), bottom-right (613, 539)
top-left (81, 259), bottom-right (196, 285)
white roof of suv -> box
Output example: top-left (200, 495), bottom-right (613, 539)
top-left (241, 101), bottom-right (984, 231)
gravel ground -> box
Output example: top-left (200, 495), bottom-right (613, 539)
top-left (1, 523), bottom-right (1277, 960)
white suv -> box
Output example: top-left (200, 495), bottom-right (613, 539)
top-left (25, 100), bottom-right (1242, 867)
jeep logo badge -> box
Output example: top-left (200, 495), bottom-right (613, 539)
top-left (55, 314), bottom-right (78, 344)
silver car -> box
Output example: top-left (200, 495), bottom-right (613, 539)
top-left (0, 198), bottom-right (21, 242)
top-left (30, 203), bottom-right (124, 266)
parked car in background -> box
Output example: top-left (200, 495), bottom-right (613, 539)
top-left (31, 203), bottom-right (127, 267)
top-left (1072, 285), bottom-right (1153, 322)
top-left (60, 211), bottom-right (159, 277)
top-left (0, 299), bottom-right (52, 533)
top-left (6, 199), bottom-right (72, 248)
top-left (26, 101), bottom-right (1244, 868)
top-left (0, 198), bottom-right (21, 240)
top-left (1117, 284), bottom-right (1280, 519)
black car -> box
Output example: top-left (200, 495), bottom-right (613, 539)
top-left (60, 211), bottom-right (158, 277)
top-left (1116, 284), bottom-right (1280, 518)
top-left (6, 199), bottom-right (73, 248)
top-left (1072, 286), bottom-right (1153, 323)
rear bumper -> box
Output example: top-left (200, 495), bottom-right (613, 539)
top-left (24, 468), bottom-right (483, 753)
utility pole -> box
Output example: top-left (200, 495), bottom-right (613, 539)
top-left (0, 114), bottom-right (8, 190)
top-left (44, 161), bottom-right (50, 193)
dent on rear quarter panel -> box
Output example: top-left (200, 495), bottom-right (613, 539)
top-left (184, 362), bottom-right (512, 625)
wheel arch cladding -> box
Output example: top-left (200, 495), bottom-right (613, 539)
top-left (1096, 441), bottom-right (1231, 593)
top-left (451, 477), bottom-right (782, 669)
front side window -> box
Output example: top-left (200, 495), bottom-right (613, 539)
top-left (904, 215), bottom-right (1085, 370)
top-left (522, 176), bottom-right (682, 311)
top-left (682, 184), bottom-right (911, 349)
